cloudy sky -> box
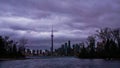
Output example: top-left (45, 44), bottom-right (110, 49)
top-left (0, 0), bottom-right (120, 49)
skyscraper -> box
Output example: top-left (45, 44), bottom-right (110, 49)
top-left (51, 26), bottom-right (54, 55)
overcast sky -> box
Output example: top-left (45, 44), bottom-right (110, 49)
top-left (0, 0), bottom-right (120, 49)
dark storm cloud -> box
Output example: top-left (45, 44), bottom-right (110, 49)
top-left (0, 0), bottom-right (120, 49)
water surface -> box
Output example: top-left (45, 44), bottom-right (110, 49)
top-left (0, 57), bottom-right (120, 68)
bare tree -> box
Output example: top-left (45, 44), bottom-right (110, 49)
top-left (18, 38), bottom-right (28, 56)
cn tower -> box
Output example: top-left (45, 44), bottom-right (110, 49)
top-left (51, 26), bottom-right (54, 55)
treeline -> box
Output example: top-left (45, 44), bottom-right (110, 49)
top-left (79, 28), bottom-right (120, 59)
top-left (0, 36), bottom-right (26, 58)
top-left (55, 28), bottom-right (120, 59)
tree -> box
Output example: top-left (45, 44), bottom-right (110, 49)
top-left (12, 44), bottom-right (17, 57)
top-left (0, 35), bottom-right (26, 58)
top-left (79, 42), bottom-right (88, 58)
top-left (112, 28), bottom-right (120, 49)
top-left (96, 28), bottom-right (119, 58)
top-left (18, 38), bottom-right (27, 57)
top-left (87, 36), bottom-right (96, 58)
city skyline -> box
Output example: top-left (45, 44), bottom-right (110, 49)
top-left (0, 0), bottom-right (120, 49)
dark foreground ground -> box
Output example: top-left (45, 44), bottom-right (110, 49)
top-left (0, 57), bottom-right (120, 68)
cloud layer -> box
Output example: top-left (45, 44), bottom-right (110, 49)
top-left (0, 0), bottom-right (120, 49)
